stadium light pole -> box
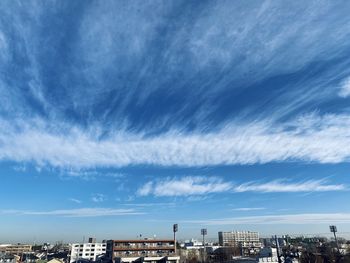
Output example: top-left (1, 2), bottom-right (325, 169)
top-left (173, 224), bottom-right (178, 253)
top-left (201, 229), bottom-right (207, 263)
top-left (330, 225), bottom-right (339, 252)
top-left (274, 235), bottom-right (282, 263)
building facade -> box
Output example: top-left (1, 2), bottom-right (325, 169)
top-left (69, 242), bottom-right (106, 263)
top-left (218, 231), bottom-right (262, 256)
top-left (0, 244), bottom-right (32, 255)
top-left (218, 231), bottom-right (260, 246)
top-left (106, 239), bottom-right (179, 263)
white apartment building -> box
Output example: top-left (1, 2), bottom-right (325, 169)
top-left (69, 242), bottom-right (106, 263)
top-left (218, 231), bottom-right (260, 246)
top-left (218, 231), bottom-right (262, 256)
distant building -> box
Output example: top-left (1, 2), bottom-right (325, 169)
top-left (0, 244), bottom-right (32, 255)
top-left (106, 239), bottom-right (179, 263)
top-left (219, 231), bottom-right (260, 246)
top-left (0, 253), bottom-right (16, 263)
top-left (218, 231), bottom-right (262, 256)
top-left (47, 259), bottom-right (64, 263)
top-left (183, 239), bottom-right (203, 248)
top-left (69, 240), bottom-right (106, 263)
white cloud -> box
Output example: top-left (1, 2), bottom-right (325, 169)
top-left (137, 176), bottom-right (232, 197)
top-left (232, 207), bottom-right (265, 211)
top-left (338, 77), bottom-right (350, 98)
top-left (12, 165), bottom-right (26, 172)
top-left (91, 193), bottom-right (107, 203)
top-left (69, 198), bottom-right (82, 204)
top-left (233, 179), bottom-right (345, 193)
top-left (138, 176), bottom-right (344, 197)
top-left (1, 208), bottom-right (143, 217)
top-left (185, 213), bottom-right (350, 225)
top-left (122, 202), bottom-right (176, 207)
top-left (1, 113), bottom-right (350, 168)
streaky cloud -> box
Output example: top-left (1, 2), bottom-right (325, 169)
top-left (69, 198), bottom-right (82, 204)
top-left (1, 113), bottom-right (350, 168)
top-left (184, 213), bottom-right (350, 225)
top-left (233, 179), bottom-right (345, 193)
top-left (137, 176), bottom-right (344, 197)
top-left (138, 176), bottom-right (232, 197)
top-left (232, 207), bottom-right (266, 211)
top-left (338, 76), bottom-right (350, 98)
top-left (1, 208), bottom-right (143, 217)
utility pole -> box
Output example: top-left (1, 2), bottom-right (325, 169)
top-left (201, 229), bottom-right (207, 263)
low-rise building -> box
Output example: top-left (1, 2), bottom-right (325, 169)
top-left (106, 239), bottom-right (179, 263)
top-left (0, 244), bottom-right (32, 255)
top-left (69, 241), bottom-right (106, 263)
top-left (0, 253), bottom-right (16, 263)
top-left (218, 231), bottom-right (262, 256)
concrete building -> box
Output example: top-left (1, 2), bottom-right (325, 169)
top-left (0, 244), bottom-right (32, 255)
top-left (218, 231), bottom-right (262, 256)
top-left (106, 239), bottom-right (179, 263)
top-left (219, 231), bottom-right (260, 246)
top-left (0, 253), bottom-right (16, 263)
top-left (69, 240), bottom-right (106, 263)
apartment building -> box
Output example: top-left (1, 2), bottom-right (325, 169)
top-left (69, 242), bottom-right (106, 263)
top-left (106, 239), bottom-right (179, 263)
top-left (0, 244), bottom-right (32, 255)
top-left (219, 231), bottom-right (260, 246)
top-left (218, 231), bottom-right (262, 256)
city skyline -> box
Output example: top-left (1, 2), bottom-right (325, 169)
top-left (1, 1), bottom-right (350, 242)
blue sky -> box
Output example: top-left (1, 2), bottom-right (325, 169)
top-left (1, 0), bottom-right (350, 243)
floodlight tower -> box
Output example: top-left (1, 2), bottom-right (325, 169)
top-left (329, 225), bottom-right (339, 251)
top-left (201, 229), bottom-right (207, 263)
top-left (201, 228), bottom-right (207, 246)
top-left (173, 224), bottom-right (178, 253)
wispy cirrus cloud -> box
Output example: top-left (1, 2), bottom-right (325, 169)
top-left (233, 179), bottom-right (346, 193)
top-left (1, 2), bottom-right (350, 172)
top-left (338, 76), bottom-right (350, 98)
top-left (1, 113), bottom-right (350, 168)
top-left (1, 1), bottom-right (350, 133)
top-left (137, 176), bottom-right (232, 197)
top-left (137, 176), bottom-right (345, 197)
top-left (91, 193), bottom-right (107, 203)
top-left (185, 213), bottom-right (350, 225)
top-left (1, 208), bottom-right (143, 217)
top-left (232, 207), bottom-right (266, 211)
top-left (69, 198), bottom-right (82, 204)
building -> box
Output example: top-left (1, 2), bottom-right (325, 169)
top-left (218, 231), bottom-right (262, 256)
top-left (0, 253), bottom-right (16, 263)
top-left (219, 231), bottom-right (260, 246)
top-left (69, 240), bottom-right (106, 263)
top-left (106, 239), bottom-right (179, 263)
top-left (183, 239), bottom-right (203, 248)
top-left (0, 244), bottom-right (32, 255)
